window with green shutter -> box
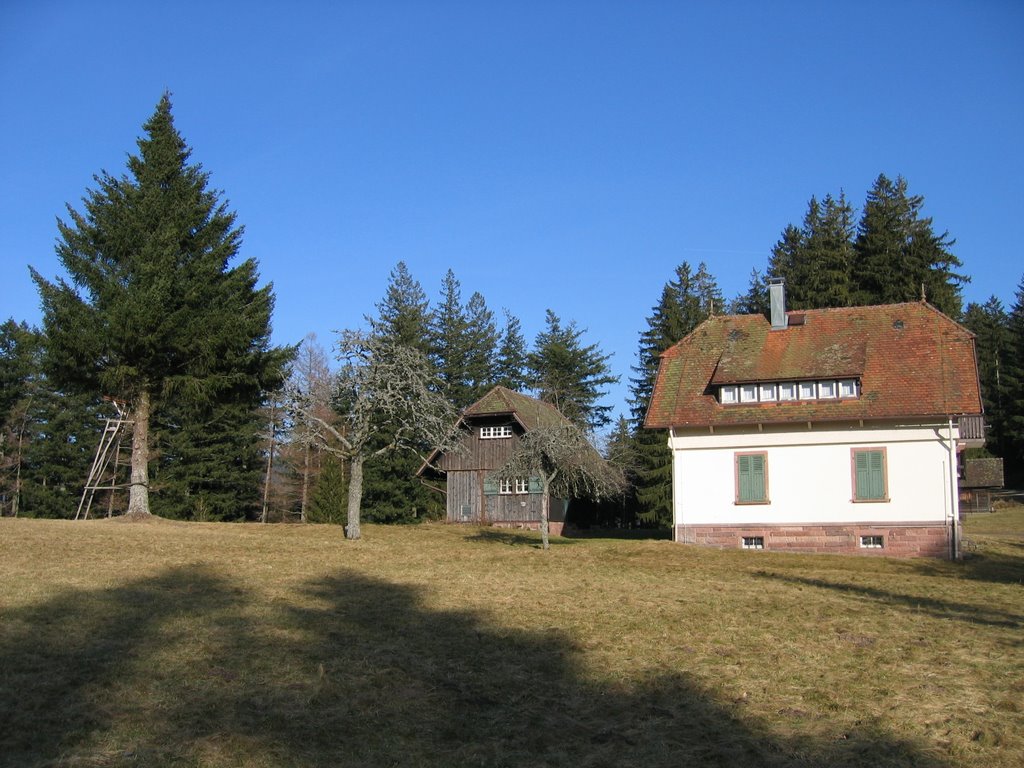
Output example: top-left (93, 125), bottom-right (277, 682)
top-left (852, 448), bottom-right (887, 501)
top-left (735, 452), bottom-right (768, 504)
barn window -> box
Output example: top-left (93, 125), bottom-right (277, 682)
top-left (514, 478), bottom-right (529, 494)
top-left (852, 448), bottom-right (888, 502)
top-left (735, 452), bottom-right (768, 504)
top-left (480, 425), bottom-right (513, 439)
top-left (499, 479), bottom-right (513, 494)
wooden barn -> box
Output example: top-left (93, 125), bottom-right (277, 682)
top-left (418, 386), bottom-right (571, 535)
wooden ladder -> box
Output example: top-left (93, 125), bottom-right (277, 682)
top-left (75, 401), bottom-right (133, 520)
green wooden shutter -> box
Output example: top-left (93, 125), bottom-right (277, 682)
top-left (854, 450), bottom-right (885, 500)
top-left (528, 477), bottom-right (543, 494)
top-left (737, 454), bottom-right (765, 503)
top-left (483, 478), bottom-right (498, 496)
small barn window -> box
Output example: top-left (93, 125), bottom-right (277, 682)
top-left (514, 478), bottom-right (530, 494)
top-left (499, 479), bottom-right (514, 494)
top-left (860, 535), bottom-right (884, 549)
top-left (741, 536), bottom-right (765, 550)
top-left (480, 425), bottom-right (513, 439)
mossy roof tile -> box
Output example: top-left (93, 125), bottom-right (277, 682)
top-left (645, 302), bottom-right (983, 429)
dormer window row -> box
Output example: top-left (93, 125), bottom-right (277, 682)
top-left (719, 378), bottom-right (859, 405)
top-left (480, 425), bottom-right (514, 439)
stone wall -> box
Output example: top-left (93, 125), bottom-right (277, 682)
top-left (675, 522), bottom-right (950, 558)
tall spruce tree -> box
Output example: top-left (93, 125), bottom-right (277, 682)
top-left (629, 262), bottom-right (720, 526)
top-left (1004, 276), bottom-right (1024, 482)
top-left (528, 310), bottom-right (618, 431)
top-left (429, 270), bottom-right (474, 408)
top-left (369, 261), bottom-right (431, 353)
top-left (464, 291), bottom-right (499, 404)
top-left (851, 174), bottom-right (966, 317)
top-left (362, 262), bottom-right (440, 523)
top-left (731, 268), bottom-right (769, 316)
top-left (767, 194), bottom-right (854, 309)
top-left (964, 298), bottom-right (1013, 462)
top-left (494, 309), bottom-right (529, 392)
top-left (31, 94), bottom-right (293, 518)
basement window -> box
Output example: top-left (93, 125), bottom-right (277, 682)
top-left (860, 535), bottom-right (885, 549)
top-left (741, 536), bottom-right (765, 550)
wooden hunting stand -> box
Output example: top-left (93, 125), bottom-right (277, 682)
top-left (75, 398), bottom-right (133, 520)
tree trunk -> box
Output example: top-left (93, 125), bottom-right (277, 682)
top-left (300, 442), bottom-right (310, 523)
top-left (540, 487), bottom-right (550, 551)
top-left (126, 390), bottom-right (151, 518)
top-left (346, 454), bottom-right (363, 540)
top-left (261, 403), bottom-right (276, 524)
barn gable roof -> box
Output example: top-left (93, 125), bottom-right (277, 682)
top-left (645, 301), bottom-right (983, 429)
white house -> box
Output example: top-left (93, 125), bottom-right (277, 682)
top-left (645, 281), bottom-right (984, 558)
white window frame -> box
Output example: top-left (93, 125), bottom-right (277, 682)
top-left (759, 383), bottom-right (777, 402)
top-left (480, 425), bottom-right (513, 439)
top-left (514, 478), bottom-right (529, 494)
top-left (778, 382), bottom-right (798, 401)
top-left (839, 379), bottom-right (858, 398)
top-left (720, 385), bottom-right (738, 404)
top-left (859, 535), bottom-right (884, 549)
top-left (498, 478), bottom-right (513, 495)
top-left (798, 381), bottom-right (817, 400)
top-left (740, 384), bottom-right (758, 403)
top-left (741, 536), bottom-right (765, 550)
top-left (818, 380), bottom-right (837, 399)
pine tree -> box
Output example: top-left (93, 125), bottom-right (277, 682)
top-left (494, 309), bottom-right (529, 392)
top-left (369, 261), bottom-right (430, 353)
top-left (803, 192), bottom-right (855, 308)
top-left (852, 174), bottom-right (966, 317)
top-left (629, 262), bottom-right (720, 526)
top-left (731, 269), bottom-right (769, 316)
top-left (362, 265), bottom-right (441, 526)
top-left (767, 194), bottom-right (854, 310)
top-left (528, 310), bottom-right (618, 431)
top-left (429, 270), bottom-right (473, 408)
top-left (463, 291), bottom-right (499, 405)
top-left (964, 298), bottom-right (1013, 461)
top-left (307, 454), bottom-right (347, 525)
top-left (1004, 276), bottom-right (1024, 482)
top-left (30, 94), bottom-right (293, 518)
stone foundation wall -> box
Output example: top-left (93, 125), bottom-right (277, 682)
top-left (675, 522), bottom-right (951, 558)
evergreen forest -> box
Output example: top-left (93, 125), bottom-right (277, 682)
top-left (2, 98), bottom-right (1022, 528)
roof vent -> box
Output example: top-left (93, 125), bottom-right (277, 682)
top-left (893, 320), bottom-right (905, 331)
top-left (768, 277), bottom-right (788, 330)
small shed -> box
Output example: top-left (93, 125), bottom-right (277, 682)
top-left (418, 387), bottom-right (570, 534)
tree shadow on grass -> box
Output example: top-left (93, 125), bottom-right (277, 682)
top-left (753, 571), bottom-right (1023, 632)
top-left (1, 567), bottom-right (953, 767)
top-left (465, 527), bottom-right (575, 548)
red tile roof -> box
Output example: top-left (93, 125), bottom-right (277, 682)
top-left (645, 302), bottom-right (983, 429)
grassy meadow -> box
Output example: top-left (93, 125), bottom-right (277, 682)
top-left (1, 507), bottom-right (1022, 767)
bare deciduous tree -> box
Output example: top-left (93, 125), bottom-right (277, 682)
top-left (291, 330), bottom-right (458, 540)
top-left (495, 423), bottom-right (625, 550)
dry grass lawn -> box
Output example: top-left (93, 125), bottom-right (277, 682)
top-left (1, 507), bottom-right (1022, 767)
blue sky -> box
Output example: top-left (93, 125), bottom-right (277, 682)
top-left (2, 1), bottom-right (1022, 422)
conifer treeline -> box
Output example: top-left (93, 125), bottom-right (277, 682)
top-left (3, 157), bottom-right (1021, 525)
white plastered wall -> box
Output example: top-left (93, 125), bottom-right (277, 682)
top-left (668, 422), bottom-right (958, 527)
